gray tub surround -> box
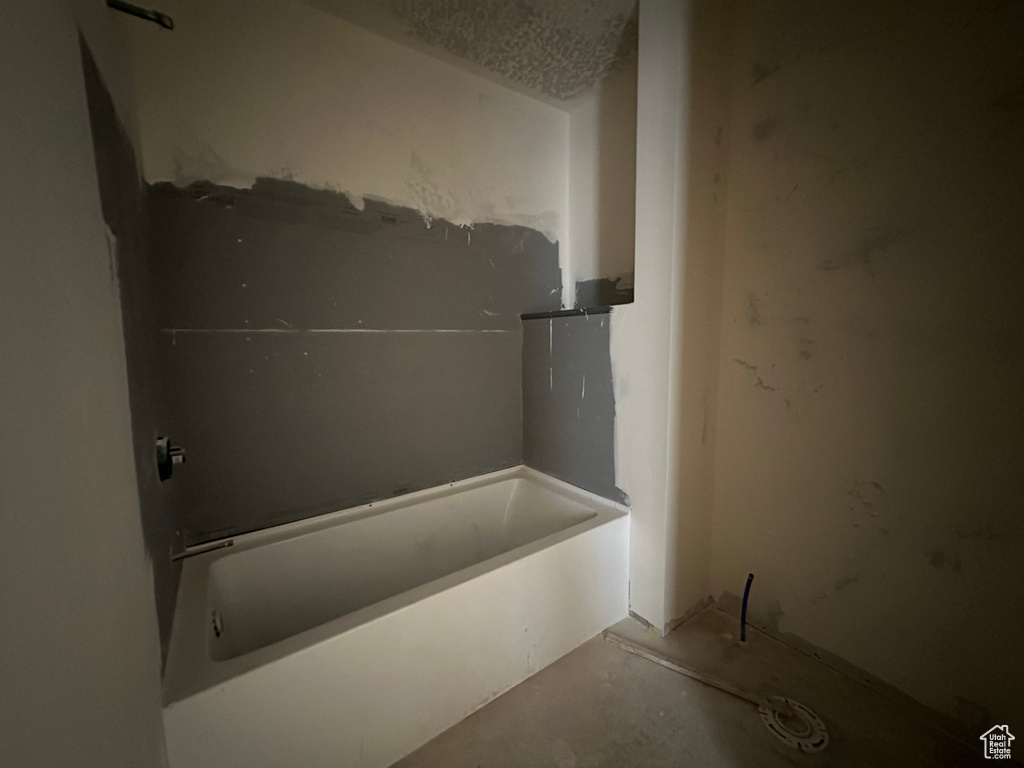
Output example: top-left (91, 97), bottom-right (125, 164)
top-left (575, 273), bottom-right (634, 308)
top-left (150, 179), bottom-right (562, 545)
top-left (521, 308), bottom-right (626, 504)
top-left (80, 38), bottom-right (181, 665)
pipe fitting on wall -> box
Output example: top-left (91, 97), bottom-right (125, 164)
top-left (156, 436), bottom-right (186, 481)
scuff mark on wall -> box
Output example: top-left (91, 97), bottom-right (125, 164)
top-left (752, 116), bottom-right (777, 141)
top-left (751, 58), bottom-right (781, 85)
top-left (924, 549), bottom-right (962, 574)
top-left (847, 480), bottom-right (884, 514)
top-left (733, 359), bottom-right (778, 391)
top-left (745, 291), bottom-right (764, 325)
top-left (834, 573), bottom-right (861, 592)
top-left (819, 224), bottom-right (908, 277)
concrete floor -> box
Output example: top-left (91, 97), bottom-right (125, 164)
top-left (394, 608), bottom-right (982, 767)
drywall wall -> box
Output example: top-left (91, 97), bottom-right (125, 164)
top-left (151, 179), bottom-right (559, 544)
top-left (610, 0), bottom-right (733, 631)
top-left (121, 0), bottom-right (579, 541)
top-left (607, 0), bottom-right (736, 633)
top-left (151, 181), bottom-right (560, 333)
top-left (662, 0), bottom-right (734, 630)
top-left (80, 35), bottom-right (181, 667)
top-left (709, 0), bottom-right (1024, 730)
top-left (608, 0), bottom-right (689, 630)
top-left (0, 1), bottom-right (166, 765)
top-left (522, 311), bottom-right (625, 502)
top-left (568, 57), bottom-right (638, 307)
top-left (120, 0), bottom-right (569, 247)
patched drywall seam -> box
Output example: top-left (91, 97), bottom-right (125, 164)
top-left (164, 158), bottom-right (564, 246)
top-left (122, 0), bottom-right (570, 246)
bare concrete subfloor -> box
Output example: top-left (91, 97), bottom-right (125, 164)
top-left (394, 608), bottom-right (982, 767)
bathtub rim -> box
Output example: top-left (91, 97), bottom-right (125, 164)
top-left (162, 465), bottom-right (628, 706)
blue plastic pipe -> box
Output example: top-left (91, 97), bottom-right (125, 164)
top-left (740, 573), bottom-right (754, 642)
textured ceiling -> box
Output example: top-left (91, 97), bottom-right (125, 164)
top-left (310, 0), bottom-right (638, 102)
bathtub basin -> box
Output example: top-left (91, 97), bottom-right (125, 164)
top-left (162, 465), bottom-right (629, 768)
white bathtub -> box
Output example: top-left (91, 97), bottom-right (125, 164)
top-left (162, 466), bottom-right (629, 768)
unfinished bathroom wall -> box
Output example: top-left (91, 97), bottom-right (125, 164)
top-left (119, 0), bottom-right (570, 544)
top-left (568, 57), bottom-right (638, 307)
top-left (0, 1), bottom-right (166, 765)
top-left (710, 0), bottom-right (1024, 729)
top-left (522, 311), bottom-right (625, 502)
top-left (152, 179), bottom-right (559, 543)
top-left (80, 35), bottom-right (180, 666)
top-left (120, 0), bottom-right (569, 246)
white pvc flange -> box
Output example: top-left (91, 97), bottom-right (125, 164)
top-left (758, 697), bottom-right (829, 753)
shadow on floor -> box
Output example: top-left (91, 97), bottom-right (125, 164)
top-left (394, 608), bottom-right (981, 767)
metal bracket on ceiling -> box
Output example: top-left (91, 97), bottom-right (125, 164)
top-left (106, 0), bottom-right (174, 30)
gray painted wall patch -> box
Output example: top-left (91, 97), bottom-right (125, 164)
top-left (522, 312), bottom-right (625, 503)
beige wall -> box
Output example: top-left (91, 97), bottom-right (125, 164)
top-left (121, 0), bottom-right (569, 245)
top-left (708, 0), bottom-right (1024, 728)
top-left (0, 1), bottom-right (166, 765)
